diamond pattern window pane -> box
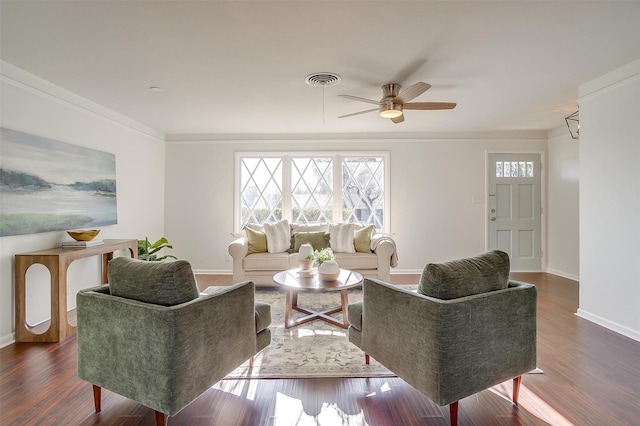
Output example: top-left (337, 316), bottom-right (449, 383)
top-left (240, 157), bottom-right (283, 225)
top-left (342, 157), bottom-right (384, 228)
top-left (291, 157), bottom-right (333, 223)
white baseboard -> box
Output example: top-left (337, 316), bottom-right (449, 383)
top-left (193, 269), bottom-right (232, 275)
top-left (391, 269), bottom-right (423, 275)
top-left (0, 333), bottom-right (15, 348)
top-left (0, 317), bottom-right (52, 348)
top-left (398, 268), bottom-right (581, 280)
top-left (194, 269), bottom-right (425, 276)
top-left (576, 309), bottom-right (640, 342)
top-left (193, 269), bottom-right (581, 282)
top-left (545, 268), bottom-right (579, 281)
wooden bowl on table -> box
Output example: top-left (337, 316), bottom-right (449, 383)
top-left (67, 229), bottom-right (100, 241)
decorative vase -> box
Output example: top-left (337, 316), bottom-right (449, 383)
top-left (318, 259), bottom-right (340, 281)
top-left (298, 244), bottom-right (314, 271)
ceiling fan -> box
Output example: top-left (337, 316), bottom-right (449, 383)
top-left (338, 82), bottom-right (456, 124)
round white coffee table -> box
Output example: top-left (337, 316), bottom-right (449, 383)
top-left (273, 268), bottom-right (363, 329)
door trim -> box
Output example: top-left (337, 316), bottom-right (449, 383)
top-left (485, 150), bottom-right (546, 272)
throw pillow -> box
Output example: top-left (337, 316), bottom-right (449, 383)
top-left (263, 219), bottom-right (291, 253)
top-left (418, 250), bottom-right (510, 300)
top-left (329, 223), bottom-right (356, 253)
top-left (244, 223), bottom-right (264, 232)
top-left (291, 223), bottom-right (328, 234)
top-left (108, 257), bottom-right (199, 306)
top-left (293, 231), bottom-right (329, 252)
top-left (244, 225), bottom-right (267, 254)
top-left (354, 224), bottom-right (375, 253)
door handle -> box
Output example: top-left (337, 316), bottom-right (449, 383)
top-left (491, 217), bottom-right (496, 221)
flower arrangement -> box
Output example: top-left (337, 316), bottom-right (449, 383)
top-left (309, 247), bottom-right (335, 265)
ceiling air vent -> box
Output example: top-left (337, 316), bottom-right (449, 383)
top-left (305, 73), bottom-right (341, 87)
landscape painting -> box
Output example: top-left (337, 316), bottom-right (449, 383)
top-left (0, 128), bottom-right (117, 237)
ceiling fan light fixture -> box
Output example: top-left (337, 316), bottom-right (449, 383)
top-left (379, 103), bottom-right (403, 119)
top-left (380, 109), bottom-right (403, 119)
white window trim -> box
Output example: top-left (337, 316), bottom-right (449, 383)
top-left (234, 151), bottom-right (390, 233)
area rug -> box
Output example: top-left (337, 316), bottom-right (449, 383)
top-left (206, 284), bottom-right (543, 379)
top-left (205, 285), bottom-right (411, 379)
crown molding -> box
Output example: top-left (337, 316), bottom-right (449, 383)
top-left (579, 58), bottom-right (640, 100)
top-left (1, 60), bottom-right (165, 142)
top-left (166, 130), bottom-right (548, 143)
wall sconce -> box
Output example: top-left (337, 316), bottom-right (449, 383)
top-left (565, 110), bottom-right (579, 140)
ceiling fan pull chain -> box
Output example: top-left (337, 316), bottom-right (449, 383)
top-left (304, 72), bottom-right (341, 126)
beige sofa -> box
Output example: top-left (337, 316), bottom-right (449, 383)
top-left (228, 223), bottom-right (397, 285)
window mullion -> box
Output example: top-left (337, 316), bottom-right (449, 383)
top-left (333, 154), bottom-right (342, 223)
top-left (282, 155), bottom-right (292, 222)
top-left (383, 153), bottom-right (390, 232)
top-left (234, 153), bottom-right (242, 232)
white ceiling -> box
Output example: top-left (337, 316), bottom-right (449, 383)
top-left (1, 1), bottom-right (639, 138)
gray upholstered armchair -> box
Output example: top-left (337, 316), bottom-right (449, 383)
top-left (348, 250), bottom-right (536, 425)
top-left (77, 257), bottom-right (271, 426)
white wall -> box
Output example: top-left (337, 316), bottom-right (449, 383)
top-left (546, 127), bottom-right (580, 279)
top-left (164, 137), bottom-right (548, 274)
top-left (0, 63), bottom-right (166, 346)
top-left (578, 59), bottom-right (640, 341)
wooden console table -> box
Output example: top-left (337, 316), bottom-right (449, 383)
top-left (15, 239), bottom-right (137, 343)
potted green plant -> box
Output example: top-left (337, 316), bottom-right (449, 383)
top-left (311, 247), bottom-right (335, 265)
top-left (137, 237), bottom-right (177, 261)
top-left (313, 248), bottom-right (339, 281)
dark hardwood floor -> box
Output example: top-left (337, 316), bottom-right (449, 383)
top-left (1, 273), bottom-right (639, 425)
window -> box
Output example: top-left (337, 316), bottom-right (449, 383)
top-left (236, 152), bottom-right (389, 232)
top-left (495, 161), bottom-right (534, 178)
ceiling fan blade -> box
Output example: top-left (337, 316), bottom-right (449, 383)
top-left (394, 82), bottom-right (431, 104)
top-left (391, 115), bottom-right (404, 124)
top-left (391, 58), bottom-right (428, 85)
top-left (338, 94), bottom-right (380, 105)
top-left (338, 108), bottom-right (379, 118)
top-left (403, 102), bottom-right (457, 110)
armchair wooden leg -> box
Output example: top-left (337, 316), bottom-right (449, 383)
top-left (513, 375), bottom-right (522, 405)
top-left (249, 356), bottom-right (255, 368)
top-left (92, 385), bottom-right (101, 412)
top-left (365, 354), bottom-right (370, 365)
top-left (155, 410), bottom-right (167, 426)
top-left (449, 401), bottom-right (458, 426)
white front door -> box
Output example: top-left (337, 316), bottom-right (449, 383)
top-left (488, 153), bottom-right (542, 271)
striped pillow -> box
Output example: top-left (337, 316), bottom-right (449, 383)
top-left (263, 220), bottom-right (291, 253)
top-left (329, 223), bottom-right (356, 253)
